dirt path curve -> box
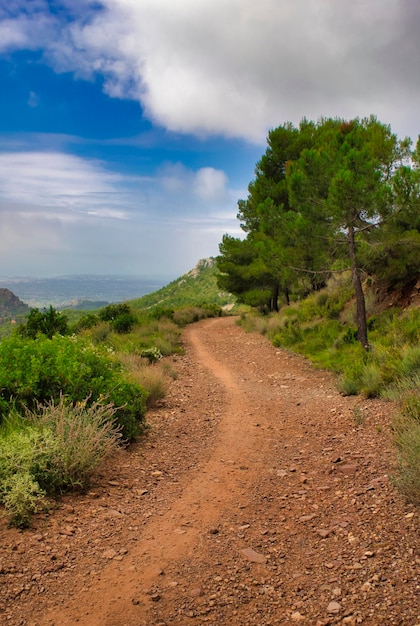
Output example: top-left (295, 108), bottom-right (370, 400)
top-left (1, 317), bottom-right (419, 626)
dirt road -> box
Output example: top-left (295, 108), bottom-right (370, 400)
top-left (1, 317), bottom-right (419, 625)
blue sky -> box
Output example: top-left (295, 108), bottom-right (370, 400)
top-left (1, 1), bottom-right (419, 279)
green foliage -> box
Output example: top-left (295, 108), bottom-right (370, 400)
top-left (99, 303), bottom-right (132, 322)
top-left (0, 334), bottom-right (146, 440)
top-left (72, 313), bottom-right (100, 333)
top-left (18, 306), bottom-right (68, 339)
top-left (111, 312), bottom-right (137, 334)
top-left (218, 115), bottom-right (420, 347)
top-left (32, 397), bottom-right (122, 491)
top-left (0, 397), bottom-right (121, 526)
top-left (130, 258), bottom-right (236, 312)
top-left (1, 472), bottom-right (46, 528)
top-left (392, 394), bottom-right (420, 504)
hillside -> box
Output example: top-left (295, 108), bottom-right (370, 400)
top-left (0, 288), bottom-right (29, 319)
top-left (129, 257), bottom-right (236, 311)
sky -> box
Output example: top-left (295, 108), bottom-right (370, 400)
top-left (1, 0), bottom-right (419, 279)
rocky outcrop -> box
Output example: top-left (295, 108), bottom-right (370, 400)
top-left (0, 288), bottom-right (29, 317)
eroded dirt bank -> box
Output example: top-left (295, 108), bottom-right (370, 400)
top-left (1, 317), bottom-right (419, 625)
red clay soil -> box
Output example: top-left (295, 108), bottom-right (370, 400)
top-left (0, 316), bottom-right (419, 626)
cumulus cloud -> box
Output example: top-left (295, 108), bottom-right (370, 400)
top-left (2, 1), bottom-right (419, 141)
top-left (35, 0), bottom-right (419, 142)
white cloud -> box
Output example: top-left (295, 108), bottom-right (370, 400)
top-left (0, 150), bottom-right (237, 276)
top-left (193, 168), bottom-right (228, 202)
top-left (2, 1), bottom-right (419, 142)
top-left (0, 151), bottom-right (120, 210)
top-left (35, 0), bottom-right (419, 143)
top-left (0, 9), bottom-right (58, 52)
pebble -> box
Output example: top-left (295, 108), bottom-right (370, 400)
top-left (291, 611), bottom-right (305, 621)
top-left (240, 547), bottom-right (266, 564)
top-left (101, 549), bottom-right (117, 560)
top-left (327, 601), bottom-right (341, 614)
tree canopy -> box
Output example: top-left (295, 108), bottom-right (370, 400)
top-left (217, 116), bottom-right (420, 348)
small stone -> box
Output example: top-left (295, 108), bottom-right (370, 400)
top-left (59, 526), bottom-right (75, 536)
top-left (327, 601), bottom-right (341, 614)
top-left (101, 548), bottom-right (117, 560)
top-left (291, 611), bottom-right (305, 621)
top-left (240, 547), bottom-right (266, 564)
top-left (336, 464), bottom-right (358, 475)
top-left (150, 593), bottom-right (161, 602)
top-left (317, 528), bottom-right (332, 538)
top-left (190, 587), bottom-right (203, 598)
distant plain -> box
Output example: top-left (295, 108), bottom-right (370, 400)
top-left (0, 275), bottom-right (171, 309)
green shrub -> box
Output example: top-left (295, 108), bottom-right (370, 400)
top-left (112, 313), bottom-right (137, 334)
top-left (33, 396), bottom-right (122, 490)
top-left (393, 398), bottom-right (420, 504)
top-left (99, 303), bottom-right (132, 322)
top-left (360, 363), bottom-right (385, 398)
top-left (18, 306), bottom-right (68, 339)
top-left (0, 397), bottom-right (122, 526)
top-left (107, 379), bottom-right (147, 441)
top-left (0, 334), bottom-right (147, 440)
top-left (398, 345), bottom-right (420, 379)
top-left (72, 313), bottom-right (100, 333)
top-left (1, 472), bottom-right (46, 528)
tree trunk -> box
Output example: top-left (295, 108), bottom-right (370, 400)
top-left (348, 225), bottom-right (369, 350)
top-left (271, 284), bottom-right (279, 312)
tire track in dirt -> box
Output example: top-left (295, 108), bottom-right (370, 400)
top-left (38, 318), bottom-right (271, 626)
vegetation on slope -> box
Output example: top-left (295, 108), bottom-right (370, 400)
top-left (129, 258), bottom-right (236, 313)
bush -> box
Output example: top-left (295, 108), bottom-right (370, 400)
top-left (0, 334), bottom-right (147, 440)
top-left (112, 313), bottom-right (137, 334)
top-left (99, 303), bottom-right (132, 322)
top-left (18, 306), bottom-right (68, 339)
top-left (133, 366), bottom-right (167, 408)
top-left (0, 397), bottom-right (122, 526)
top-left (33, 396), bottom-right (123, 490)
top-left (72, 313), bottom-right (100, 333)
top-left (1, 472), bottom-right (46, 528)
top-left (393, 395), bottom-right (420, 504)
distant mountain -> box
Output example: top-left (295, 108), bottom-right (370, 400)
top-left (0, 288), bottom-right (29, 318)
top-left (129, 258), bottom-right (236, 311)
